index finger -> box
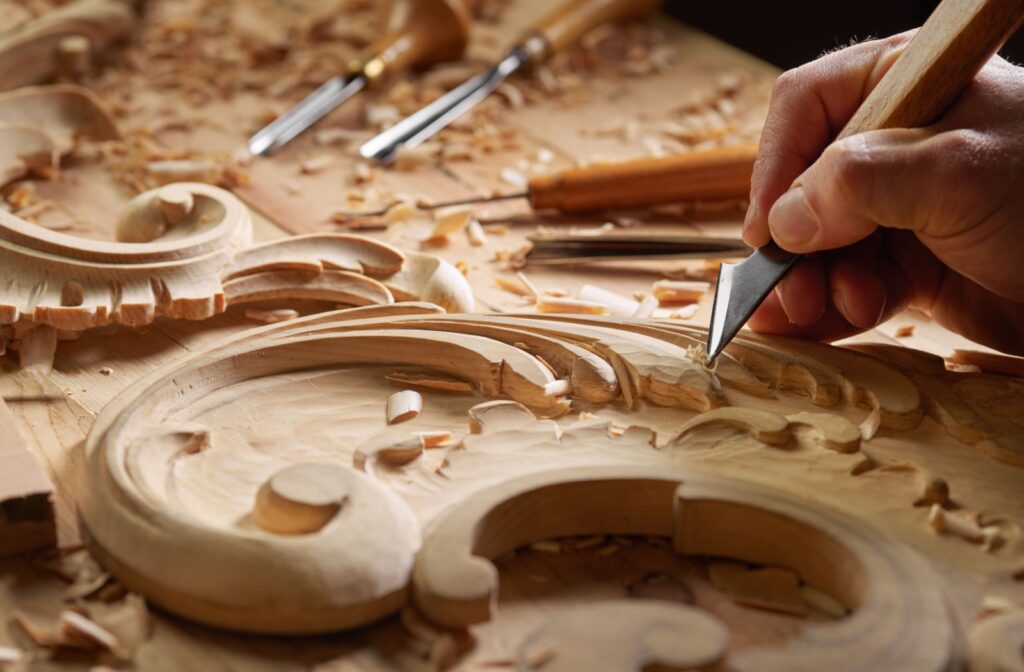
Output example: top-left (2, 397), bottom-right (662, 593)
top-left (743, 31), bottom-right (915, 247)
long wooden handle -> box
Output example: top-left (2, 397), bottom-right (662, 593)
top-left (361, 0), bottom-right (473, 81)
top-left (528, 144), bottom-right (757, 213)
top-left (523, 0), bottom-right (662, 60)
top-left (839, 0), bottom-right (1024, 137)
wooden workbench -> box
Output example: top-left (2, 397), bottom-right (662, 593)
top-left (1, 0), bottom-right (1013, 669)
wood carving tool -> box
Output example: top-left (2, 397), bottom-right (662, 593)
top-left (248, 0), bottom-right (474, 156)
top-left (341, 144), bottom-right (756, 220)
top-left (359, 0), bottom-right (662, 163)
top-left (706, 0), bottom-right (1024, 363)
top-left (524, 233), bottom-right (749, 264)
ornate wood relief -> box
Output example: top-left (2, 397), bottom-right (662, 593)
top-left (0, 183), bottom-right (474, 353)
top-left (80, 306), bottom-right (1024, 669)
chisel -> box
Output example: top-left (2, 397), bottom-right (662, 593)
top-left (249, 0), bottom-right (475, 156)
top-left (340, 143), bottom-right (756, 221)
top-left (706, 0), bottom-right (1024, 363)
top-left (360, 0), bottom-right (662, 163)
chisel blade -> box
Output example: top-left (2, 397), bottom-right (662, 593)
top-left (706, 243), bottom-right (798, 362)
top-left (359, 47), bottom-right (529, 164)
top-left (249, 74), bottom-right (367, 156)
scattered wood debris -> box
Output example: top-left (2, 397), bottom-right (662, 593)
top-left (417, 431), bottom-right (453, 449)
top-left (895, 324), bottom-right (915, 338)
top-left (387, 390), bottom-right (423, 424)
top-left (495, 276), bottom-right (534, 299)
top-left (430, 206), bottom-right (472, 240)
top-left (466, 219), bottom-right (488, 247)
top-left (99, 367), bottom-right (113, 376)
top-left (948, 349), bottom-right (1024, 378)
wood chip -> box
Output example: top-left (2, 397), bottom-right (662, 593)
top-left (466, 219), bottom-right (488, 247)
top-left (536, 296), bottom-right (610, 315)
top-left (384, 201), bottom-right (421, 223)
top-left (928, 504), bottom-right (1003, 550)
top-left (708, 561), bottom-right (807, 616)
top-left (652, 280), bottom-right (709, 304)
top-left (417, 431), bottom-right (453, 448)
top-left (0, 645), bottom-right (23, 664)
top-left (948, 349), bottom-right (1024, 378)
top-left (430, 206), bottom-right (473, 240)
top-left (60, 610), bottom-right (120, 651)
top-left (578, 284), bottom-right (639, 317)
top-left (245, 308), bottom-right (300, 324)
top-left (299, 154), bottom-right (334, 174)
top-left (499, 168), bottom-right (527, 188)
top-left (495, 276), bottom-right (534, 298)
top-left (895, 324), bottom-right (915, 338)
top-left (387, 390), bottom-right (423, 424)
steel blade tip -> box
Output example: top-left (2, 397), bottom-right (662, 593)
top-left (704, 243), bottom-right (800, 363)
top-left (705, 261), bottom-right (736, 363)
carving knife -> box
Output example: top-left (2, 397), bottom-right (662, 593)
top-left (705, 0), bottom-right (1024, 363)
top-left (525, 234), bottom-right (750, 264)
top-left (360, 0), bottom-right (662, 163)
top-left (339, 144), bottom-right (757, 221)
top-left (248, 0), bottom-right (475, 156)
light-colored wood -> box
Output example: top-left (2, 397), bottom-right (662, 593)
top-left (515, 600), bottom-right (730, 671)
top-left (0, 0), bottom-right (135, 91)
top-left (0, 84), bottom-right (119, 187)
top-left (70, 308), bottom-right (1024, 672)
top-left (529, 144), bottom-right (757, 212)
top-left (839, 0), bottom-right (1024, 138)
top-left (0, 183), bottom-right (472, 349)
top-left (0, 395), bottom-right (55, 555)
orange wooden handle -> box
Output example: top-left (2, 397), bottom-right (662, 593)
top-left (528, 144), bottom-right (757, 213)
top-left (840, 0), bottom-right (1024, 137)
top-left (363, 0), bottom-right (473, 81)
top-left (525, 0), bottom-right (662, 59)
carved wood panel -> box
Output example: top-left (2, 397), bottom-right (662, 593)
top-left (80, 305), bottom-right (1024, 670)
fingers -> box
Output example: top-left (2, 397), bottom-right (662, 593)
top-left (748, 235), bottom-right (914, 341)
top-left (743, 31), bottom-right (915, 248)
top-left (767, 127), bottom-right (939, 253)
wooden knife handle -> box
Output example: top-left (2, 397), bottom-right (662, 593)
top-left (839, 0), bottom-right (1024, 136)
top-left (523, 0), bottom-right (662, 61)
top-left (528, 144), bottom-right (757, 213)
top-left (361, 0), bottom-right (473, 81)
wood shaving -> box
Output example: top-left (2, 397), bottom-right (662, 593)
top-left (245, 308), bottom-right (299, 324)
top-left (417, 431), bottom-right (453, 449)
top-left (578, 284), bottom-right (639, 317)
top-left (387, 390), bottom-right (423, 425)
top-left (98, 367), bottom-right (113, 376)
top-left (536, 296), bottom-right (610, 315)
top-left (299, 154), bottom-right (334, 174)
top-left (652, 280), bottom-right (710, 304)
top-left (928, 504), bottom-right (1003, 551)
top-left (495, 276), bottom-right (534, 298)
top-left (499, 167), bottom-right (527, 188)
top-left (895, 325), bottom-right (915, 338)
top-left (466, 219), bottom-right (488, 247)
top-left (430, 206), bottom-right (472, 240)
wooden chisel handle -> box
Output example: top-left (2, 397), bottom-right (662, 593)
top-left (528, 144), bottom-right (757, 213)
top-left (358, 0), bottom-right (474, 82)
top-left (838, 0), bottom-right (1024, 138)
top-left (521, 0), bottom-right (662, 61)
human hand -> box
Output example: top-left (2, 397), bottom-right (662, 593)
top-left (742, 31), bottom-right (1024, 355)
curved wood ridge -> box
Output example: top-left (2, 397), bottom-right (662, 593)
top-left (0, 84), bottom-right (120, 187)
top-left (81, 308), bottom-right (1023, 653)
top-left (0, 184), bottom-right (473, 345)
top-left (413, 465), bottom-right (955, 670)
top-left (0, 0), bottom-right (136, 91)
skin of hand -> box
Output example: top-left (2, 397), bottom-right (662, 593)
top-left (743, 31), bottom-right (1024, 356)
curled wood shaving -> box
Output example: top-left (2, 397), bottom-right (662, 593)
top-left (578, 284), bottom-right (639, 317)
top-left (928, 505), bottom-right (1003, 551)
top-left (299, 154), bottom-right (334, 174)
top-left (430, 206), bottom-right (472, 240)
top-left (387, 390), bottom-right (423, 425)
top-left (466, 220), bottom-right (488, 247)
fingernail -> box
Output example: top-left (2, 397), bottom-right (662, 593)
top-left (871, 291), bottom-right (887, 327)
top-left (743, 201), bottom-right (758, 232)
top-left (769, 187), bottom-right (818, 247)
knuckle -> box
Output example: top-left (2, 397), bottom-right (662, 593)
top-left (822, 138), bottom-right (874, 201)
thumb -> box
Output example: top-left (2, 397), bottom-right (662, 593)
top-left (765, 128), bottom-right (936, 253)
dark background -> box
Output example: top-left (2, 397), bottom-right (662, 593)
top-left (664, 2), bottom-right (1024, 70)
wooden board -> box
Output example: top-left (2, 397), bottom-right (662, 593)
top-left (1, 0), bottom-right (1022, 670)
